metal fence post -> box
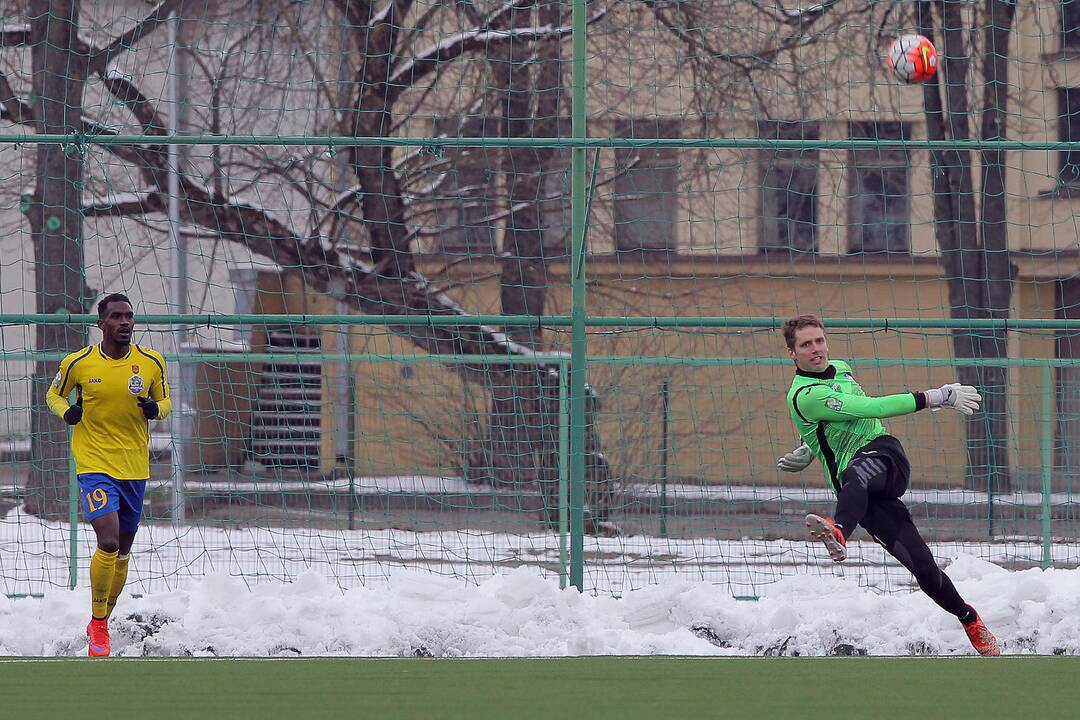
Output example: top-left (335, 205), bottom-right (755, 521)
top-left (568, 0), bottom-right (588, 592)
top-left (1042, 364), bottom-right (1053, 569)
top-left (559, 362), bottom-right (569, 589)
top-left (68, 433), bottom-right (78, 590)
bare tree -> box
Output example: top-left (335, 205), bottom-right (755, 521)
top-left (1, 0), bottom-right (615, 527)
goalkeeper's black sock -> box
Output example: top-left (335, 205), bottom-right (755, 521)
top-left (958, 605), bottom-right (978, 625)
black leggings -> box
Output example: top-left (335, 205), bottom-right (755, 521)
top-left (834, 437), bottom-right (972, 621)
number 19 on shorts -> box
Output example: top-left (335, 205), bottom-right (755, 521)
top-left (85, 487), bottom-right (108, 513)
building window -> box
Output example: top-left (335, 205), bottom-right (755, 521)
top-left (759, 121), bottom-right (819, 255)
top-left (1060, 89), bottom-right (1080, 184)
top-left (847, 121), bottom-right (910, 255)
top-left (1065, 0), bottom-right (1080, 48)
top-left (613, 119), bottom-right (679, 254)
top-left (430, 117), bottom-right (498, 254)
top-left (434, 152), bottom-right (497, 254)
top-left (541, 149), bottom-right (572, 257)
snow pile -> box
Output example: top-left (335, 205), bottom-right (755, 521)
top-left (1, 554), bottom-right (1077, 657)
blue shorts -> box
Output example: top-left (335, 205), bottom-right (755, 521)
top-left (77, 473), bottom-right (146, 533)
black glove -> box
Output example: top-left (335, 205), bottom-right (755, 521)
top-left (63, 404), bottom-right (83, 426)
top-left (137, 396), bottom-right (159, 420)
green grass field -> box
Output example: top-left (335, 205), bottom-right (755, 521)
top-left (1, 656), bottom-right (1076, 719)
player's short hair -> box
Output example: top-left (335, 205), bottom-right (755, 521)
top-left (782, 314), bottom-right (824, 350)
top-left (97, 293), bottom-right (133, 319)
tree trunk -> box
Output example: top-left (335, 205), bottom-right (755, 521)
top-left (346, 3), bottom-right (414, 286)
top-left (24, 0), bottom-right (89, 518)
top-left (976, 0), bottom-right (1017, 493)
top-left (480, 0), bottom-right (558, 490)
top-left (919, 0), bottom-right (1012, 492)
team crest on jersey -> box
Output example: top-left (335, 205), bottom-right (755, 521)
top-left (132, 365), bottom-right (140, 374)
top-left (826, 397), bottom-right (843, 411)
top-left (128, 375), bottom-right (144, 394)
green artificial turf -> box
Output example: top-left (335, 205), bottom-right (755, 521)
top-left (1, 656), bottom-right (1076, 720)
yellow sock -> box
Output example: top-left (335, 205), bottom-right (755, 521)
top-left (106, 554), bottom-right (130, 619)
top-left (89, 548), bottom-right (118, 620)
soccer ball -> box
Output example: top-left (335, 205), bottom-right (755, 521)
top-left (886, 34), bottom-right (938, 84)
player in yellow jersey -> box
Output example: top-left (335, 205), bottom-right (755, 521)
top-left (46, 293), bottom-right (172, 657)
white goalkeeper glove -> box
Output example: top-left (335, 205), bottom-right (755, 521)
top-left (777, 442), bottom-right (813, 472)
top-left (925, 382), bottom-right (981, 416)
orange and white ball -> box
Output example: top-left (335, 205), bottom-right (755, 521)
top-left (887, 34), bottom-right (938, 84)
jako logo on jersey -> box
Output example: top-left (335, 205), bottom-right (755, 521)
top-left (128, 375), bottom-right (144, 394)
top-left (826, 397), bottom-right (843, 411)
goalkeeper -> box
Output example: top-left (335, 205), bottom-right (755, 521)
top-left (779, 314), bottom-right (1000, 656)
top-left (46, 293), bottom-right (172, 657)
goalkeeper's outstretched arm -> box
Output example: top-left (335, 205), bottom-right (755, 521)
top-left (794, 383), bottom-right (981, 424)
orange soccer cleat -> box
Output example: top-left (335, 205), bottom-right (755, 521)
top-left (87, 618), bottom-right (110, 658)
top-left (962, 611), bottom-right (1000, 657)
top-left (805, 513), bottom-right (847, 562)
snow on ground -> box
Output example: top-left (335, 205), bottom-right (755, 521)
top-left (1, 508), bottom-right (1078, 657)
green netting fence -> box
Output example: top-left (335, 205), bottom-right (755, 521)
top-left (2, 0), bottom-right (1080, 599)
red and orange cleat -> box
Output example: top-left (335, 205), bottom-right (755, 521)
top-left (87, 618), bottom-right (110, 658)
top-left (805, 514), bottom-right (847, 562)
top-left (962, 612), bottom-right (1000, 656)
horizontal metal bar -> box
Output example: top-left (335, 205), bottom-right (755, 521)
top-left (2, 133), bottom-right (1080, 152)
top-left (2, 352), bottom-right (1080, 367)
top-left (5, 313), bottom-right (1080, 330)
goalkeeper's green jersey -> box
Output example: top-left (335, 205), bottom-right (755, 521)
top-left (786, 360), bottom-right (923, 493)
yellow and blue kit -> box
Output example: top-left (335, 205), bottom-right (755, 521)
top-left (47, 343), bottom-right (173, 480)
top-left (47, 343), bottom-right (173, 529)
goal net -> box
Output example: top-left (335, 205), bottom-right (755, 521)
top-left (0, 0), bottom-right (1076, 602)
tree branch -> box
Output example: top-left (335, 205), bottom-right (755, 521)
top-left (0, 69), bottom-right (34, 124)
top-left (0, 26), bottom-right (31, 47)
top-left (387, 8), bottom-right (607, 103)
top-left (82, 191), bottom-right (164, 216)
top-left (86, 0), bottom-right (184, 76)
top-left (99, 73), bottom-right (168, 136)
top-left (746, 0), bottom-right (838, 28)
top-left (637, 0), bottom-right (846, 65)
top-left (333, 0), bottom-right (377, 35)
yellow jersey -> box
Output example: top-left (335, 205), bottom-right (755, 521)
top-left (46, 343), bottom-right (173, 480)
